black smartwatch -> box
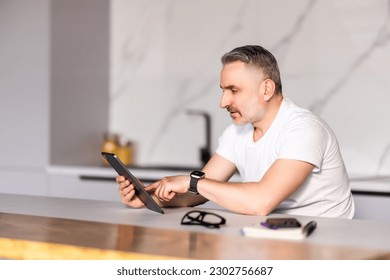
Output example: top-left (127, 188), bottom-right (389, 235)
top-left (189, 171), bottom-right (205, 195)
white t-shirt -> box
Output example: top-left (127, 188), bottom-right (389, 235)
top-left (216, 98), bottom-right (355, 218)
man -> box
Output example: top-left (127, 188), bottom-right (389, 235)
top-left (117, 45), bottom-right (355, 218)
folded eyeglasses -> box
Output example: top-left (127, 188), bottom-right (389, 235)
top-left (181, 210), bottom-right (226, 229)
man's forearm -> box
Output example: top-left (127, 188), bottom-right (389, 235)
top-left (157, 193), bottom-right (208, 208)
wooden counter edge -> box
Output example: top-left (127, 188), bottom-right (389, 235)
top-left (0, 237), bottom-right (185, 260)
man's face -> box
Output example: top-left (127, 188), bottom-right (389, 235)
top-left (219, 61), bottom-right (266, 125)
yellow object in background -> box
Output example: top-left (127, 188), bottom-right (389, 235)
top-left (101, 133), bottom-right (119, 166)
top-left (101, 133), bottom-right (134, 166)
top-left (116, 141), bottom-right (134, 166)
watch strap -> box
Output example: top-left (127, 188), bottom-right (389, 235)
top-left (189, 171), bottom-right (205, 195)
top-left (189, 176), bottom-right (199, 194)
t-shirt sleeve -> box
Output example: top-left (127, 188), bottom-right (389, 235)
top-left (278, 118), bottom-right (328, 172)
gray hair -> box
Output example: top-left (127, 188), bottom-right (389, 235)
top-left (221, 45), bottom-right (282, 94)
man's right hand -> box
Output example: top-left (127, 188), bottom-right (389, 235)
top-left (116, 175), bottom-right (146, 208)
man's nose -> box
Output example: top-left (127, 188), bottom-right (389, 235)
top-left (220, 92), bottom-right (230, 109)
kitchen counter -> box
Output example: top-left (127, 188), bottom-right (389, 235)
top-left (1, 193), bottom-right (390, 260)
top-left (48, 164), bottom-right (241, 184)
top-left (48, 165), bottom-right (390, 193)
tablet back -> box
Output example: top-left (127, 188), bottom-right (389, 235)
top-left (101, 152), bottom-right (164, 214)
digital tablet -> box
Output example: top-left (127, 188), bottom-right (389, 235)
top-left (101, 152), bottom-right (164, 214)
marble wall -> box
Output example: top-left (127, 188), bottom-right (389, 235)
top-left (109, 0), bottom-right (390, 177)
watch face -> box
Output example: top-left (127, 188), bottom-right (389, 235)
top-left (191, 171), bottom-right (205, 179)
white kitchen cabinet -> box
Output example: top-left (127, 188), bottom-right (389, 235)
top-left (353, 194), bottom-right (390, 222)
top-left (47, 166), bottom-right (117, 202)
top-left (48, 174), bottom-right (118, 202)
top-left (350, 179), bottom-right (390, 222)
top-left (0, 169), bottom-right (48, 196)
top-left (46, 165), bottom-right (185, 202)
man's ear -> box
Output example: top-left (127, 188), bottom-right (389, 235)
top-left (263, 79), bottom-right (276, 102)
